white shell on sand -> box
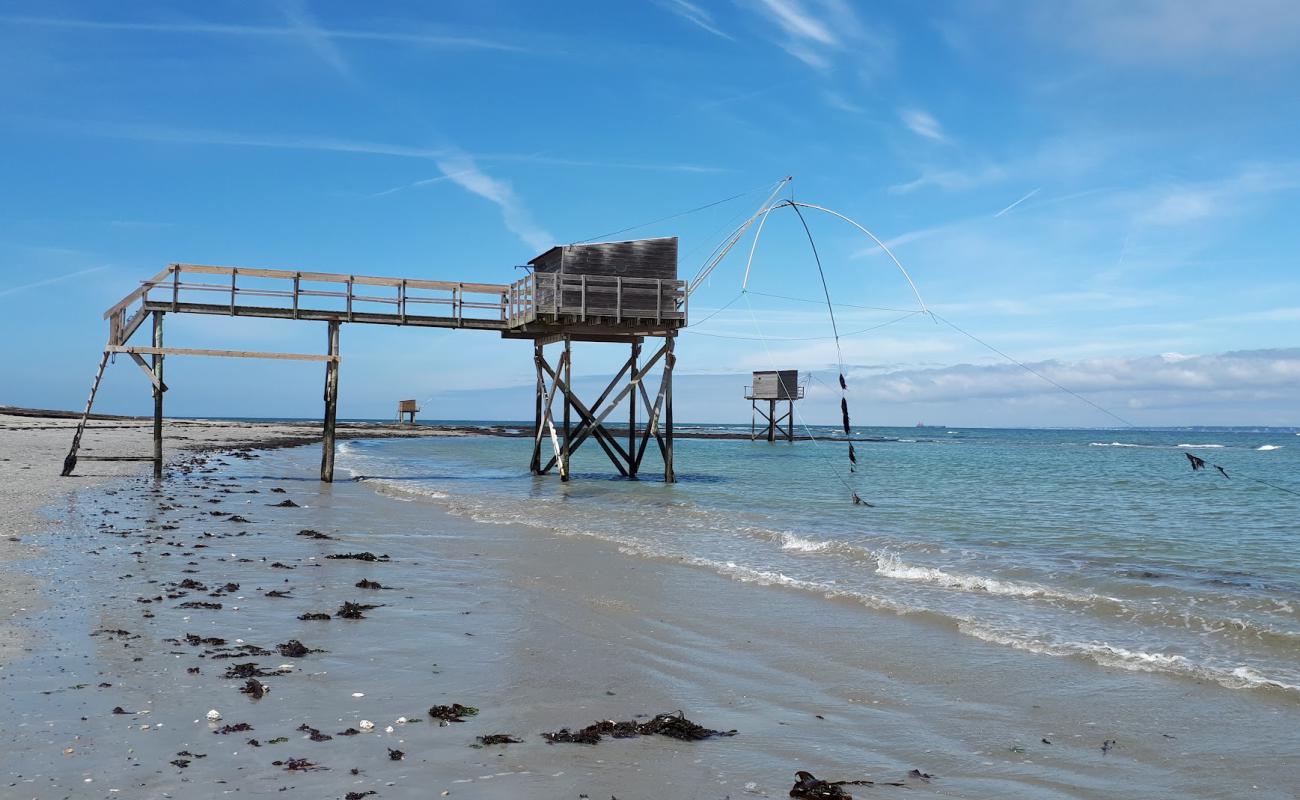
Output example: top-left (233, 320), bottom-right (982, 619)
top-left (205, 709), bottom-right (222, 721)
top-left (359, 720), bottom-right (375, 731)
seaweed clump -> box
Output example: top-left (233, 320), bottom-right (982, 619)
top-left (542, 711), bottom-right (735, 745)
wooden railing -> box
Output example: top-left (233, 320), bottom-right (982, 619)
top-left (102, 264), bottom-right (689, 346)
top-left (104, 264), bottom-right (513, 344)
top-left (507, 272), bottom-right (687, 328)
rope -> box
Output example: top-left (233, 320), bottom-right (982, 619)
top-left (571, 179), bottom-right (787, 246)
top-left (684, 310), bottom-right (922, 341)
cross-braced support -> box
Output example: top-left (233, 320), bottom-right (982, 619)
top-left (751, 398), bottom-right (795, 442)
top-left (531, 335), bottom-right (676, 482)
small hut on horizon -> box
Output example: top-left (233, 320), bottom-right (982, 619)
top-left (745, 370), bottom-right (803, 442)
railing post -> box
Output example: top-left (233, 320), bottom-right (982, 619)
top-left (171, 265), bottom-right (179, 311)
top-left (321, 320), bottom-right (341, 482)
top-left (293, 272), bottom-right (300, 318)
top-left (152, 311), bottom-right (165, 479)
top-left (229, 269), bottom-right (237, 315)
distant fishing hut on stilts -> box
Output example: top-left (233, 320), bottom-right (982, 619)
top-left (61, 237), bottom-right (687, 484)
top-left (396, 399), bottom-right (420, 424)
top-left (746, 370), bottom-right (803, 442)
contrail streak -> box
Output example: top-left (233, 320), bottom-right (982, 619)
top-left (994, 187), bottom-right (1040, 218)
top-left (0, 265), bottom-right (108, 298)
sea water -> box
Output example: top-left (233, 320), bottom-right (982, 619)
top-left (338, 426), bottom-right (1300, 699)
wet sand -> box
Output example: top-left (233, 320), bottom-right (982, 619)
top-left (2, 417), bottom-right (1298, 798)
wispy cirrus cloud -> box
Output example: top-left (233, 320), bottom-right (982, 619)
top-left (0, 13), bottom-right (526, 53)
top-left (899, 108), bottom-right (947, 142)
top-left (277, 0), bottom-right (352, 79)
top-left (0, 265), bottom-right (108, 298)
top-left (433, 154), bottom-right (554, 252)
top-left (748, 0), bottom-right (882, 71)
top-left (655, 0), bottom-right (733, 40)
top-left (86, 122), bottom-right (726, 173)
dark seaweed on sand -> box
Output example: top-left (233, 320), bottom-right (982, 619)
top-left (542, 711), bottom-right (735, 744)
top-left (296, 723), bottom-right (333, 741)
top-left (223, 662), bottom-right (277, 679)
top-left (337, 601), bottom-right (379, 619)
top-left (326, 551), bottom-right (390, 562)
top-left (272, 757), bottom-right (326, 771)
top-left (276, 639), bottom-right (320, 657)
top-left (476, 734), bottom-right (522, 745)
top-left (355, 578), bottom-right (383, 589)
top-left (428, 703), bottom-right (479, 722)
top-left (213, 722), bottom-right (253, 735)
top-left (177, 601), bottom-right (222, 610)
top-left (298, 612), bottom-right (331, 621)
top-left (240, 678), bottom-right (269, 699)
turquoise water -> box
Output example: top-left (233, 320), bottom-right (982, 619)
top-left (338, 426), bottom-right (1300, 696)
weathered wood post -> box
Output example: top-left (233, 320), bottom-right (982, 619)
top-left (767, 399), bottom-right (777, 443)
top-left (531, 340), bottom-right (543, 473)
top-left (561, 335), bottom-right (572, 482)
top-left (152, 311), bottom-right (165, 478)
top-left (787, 400), bottom-right (795, 441)
top-left (320, 320), bottom-right (340, 482)
top-left (664, 335), bottom-right (675, 483)
top-left (628, 340), bottom-right (640, 478)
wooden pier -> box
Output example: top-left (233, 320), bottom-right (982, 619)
top-left (64, 238), bottom-right (687, 483)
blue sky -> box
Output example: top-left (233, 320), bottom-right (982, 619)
top-left (2, 0), bottom-right (1298, 427)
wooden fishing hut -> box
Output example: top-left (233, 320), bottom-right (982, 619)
top-left (746, 370), bottom-right (803, 442)
top-left (61, 236), bottom-right (687, 484)
top-left (396, 399), bottom-right (420, 424)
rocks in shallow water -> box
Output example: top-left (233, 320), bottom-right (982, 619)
top-left (542, 711), bottom-right (736, 745)
top-left (387, 748), bottom-right (404, 761)
top-left (296, 529), bottom-right (333, 540)
top-left (787, 769), bottom-right (926, 797)
top-left (213, 722), bottom-right (253, 735)
top-left (177, 601), bottom-right (222, 610)
top-left (298, 612), bottom-right (331, 621)
top-left (355, 578), bottom-right (382, 589)
top-left (269, 499), bottom-right (300, 507)
top-left (428, 704), bottom-right (479, 722)
top-left (240, 678), bottom-right (269, 699)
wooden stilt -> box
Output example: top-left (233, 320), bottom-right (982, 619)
top-left (152, 312), bottom-right (164, 479)
top-left (61, 349), bottom-right (111, 476)
top-left (320, 320), bottom-right (340, 482)
top-left (787, 400), bottom-right (795, 441)
top-left (531, 341), bottom-right (543, 473)
top-left (767, 399), bottom-right (776, 443)
top-left (664, 335), bottom-right (675, 483)
top-left (628, 341), bottom-right (639, 478)
top-left (561, 336), bottom-right (572, 482)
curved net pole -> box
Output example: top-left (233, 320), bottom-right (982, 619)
top-left (787, 201), bottom-right (931, 316)
top-left (740, 200), bottom-right (790, 291)
top-left (688, 177), bottom-right (791, 296)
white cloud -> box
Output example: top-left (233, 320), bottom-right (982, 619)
top-left (853, 348), bottom-right (1300, 406)
top-left (899, 108), bottom-right (946, 142)
top-left (434, 154), bottom-right (553, 253)
top-left (747, 0), bottom-right (884, 71)
top-left (656, 0), bottom-right (734, 40)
